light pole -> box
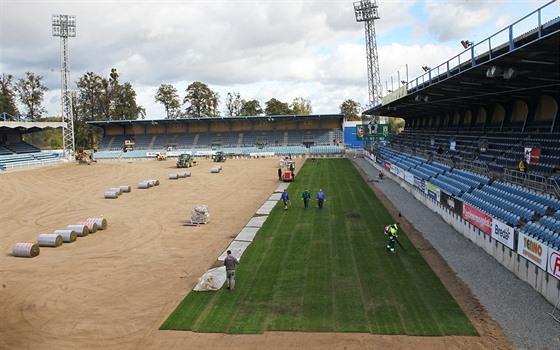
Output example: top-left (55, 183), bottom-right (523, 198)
top-left (52, 14), bottom-right (76, 158)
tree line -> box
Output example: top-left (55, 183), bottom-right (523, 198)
top-left (1, 69), bottom-right (364, 148)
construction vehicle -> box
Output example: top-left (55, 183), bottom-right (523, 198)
top-left (177, 153), bottom-right (197, 168)
top-left (212, 151), bottom-right (227, 162)
top-left (156, 152), bottom-right (167, 161)
top-left (282, 169), bottom-right (294, 182)
top-left (75, 148), bottom-right (97, 165)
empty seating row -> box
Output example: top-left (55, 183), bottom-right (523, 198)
top-left (524, 221), bottom-right (560, 249)
top-left (462, 193), bottom-right (521, 226)
top-left (471, 189), bottom-right (534, 221)
top-left (480, 186), bottom-right (548, 216)
top-left (492, 181), bottom-right (560, 211)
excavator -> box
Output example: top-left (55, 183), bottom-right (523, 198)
top-left (75, 148), bottom-right (97, 165)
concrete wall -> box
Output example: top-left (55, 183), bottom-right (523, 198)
top-left (365, 157), bottom-right (560, 305)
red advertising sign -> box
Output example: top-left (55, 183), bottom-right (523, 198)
top-left (549, 250), bottom-right (560, 280)
top-left (462, 203), bottom-right (492, 235)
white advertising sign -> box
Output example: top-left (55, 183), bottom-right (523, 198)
top-left (404, 171), bottom-right (414, 185)
top-left (517, 232), bottom-right (548, 271)
top-left (491, 219), bottom-right (515, 250)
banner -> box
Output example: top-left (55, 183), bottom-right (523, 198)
top-left (413, 176), bottom-right (425, 191)
top-left (548, 249), bottom-right (560, 280)
top-left (441, 191), bottom-right (463, 216)
top-left (356, 125), bottom-right (365, 141)
top-left (491, 219), bottom-right (515, 249)
top-left (517, 232), bottom-right (548, 271)
top-left (426, 182), bottom-right (441, 202)
top-left (462, 203), bottom-right (492, 235)
top-left (404, 171), bottom-right (414, 185)
top-left (391, 164), bottom-right (399, 175)
top-left (524, 147), bottom-right (541, 164)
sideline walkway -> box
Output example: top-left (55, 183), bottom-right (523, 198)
top-left (354, 157), bottom-right (559, 350)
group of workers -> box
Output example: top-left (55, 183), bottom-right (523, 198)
top-left (280, 188), bottom-right (326, 211)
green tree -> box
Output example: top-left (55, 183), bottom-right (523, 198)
top-left (15, 72), bottom-right (48, 121)
top-left (183, 81), bottom-right (220, 118)
top-left (75, 72), bottom-right (105, 148)
top-left (239, 99), bottom-right (263, 116)
top-left (113, 82), bottom-right (142, 120)
top-left (224, 92), bottom-right (243, 116)
top-left (264, 98), bottom-right (292, 115)
top-left (22, 117), bottom-right (63, 149)
top-left (155, 84), bottom-right (181, 119)
top-left (291, 97), bottom-right (312, 115)
top-left (0, 74), bottom-right (19, 117)
top-left (340, 99), bottom-right (361, 121)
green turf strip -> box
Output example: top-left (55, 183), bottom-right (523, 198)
top-left (160, 158), bottom-right (478, 336)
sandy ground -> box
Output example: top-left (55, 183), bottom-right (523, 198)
top-left (0, 158), bottom-right (511, 350)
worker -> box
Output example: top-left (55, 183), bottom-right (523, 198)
top-left (280, 189), bottom-right (290, 210)
top-left (278, 167), bottom-right (282, 181)
top-left (302, 188), bottom-right (311, 210)
top-left (224, 250), bottom-right (239, 290)
top-left (518, 157), bottom-right (528, 173)
top-left (316, 188), bottom-right (326, 209)
top-left (385, 223), bottom-right (399, 254)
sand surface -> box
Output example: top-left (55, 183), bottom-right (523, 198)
top-left (0, 158), bottom-right (511, 349)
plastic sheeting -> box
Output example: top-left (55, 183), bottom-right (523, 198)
top-left (193, 266), bottom-right (226, 291)
top-left (191, 205), bottom-right (210, 224)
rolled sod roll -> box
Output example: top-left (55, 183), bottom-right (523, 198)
top-left (169, 173), bottom-right (179, 180)
top-left (77, 221), bottom-right (98, 233)
top-left (38, 233), bottom-right (63, 247)
top-left (109, 187), bottom-right (123, 195)
top-left (211, 166), bottom-right (220, 173)
top-left (54, 229), bottom-right (77, 243)
top-left (138, 181), bottom-right (150, 189)
top-left (66, 224), bottom-right (89, 237)
top-left (87, 217), bottom-right (107, 230)
top-left (177, 172), bottom-right (186, 178)
top-left (12, 243), bottom-right (40, 258)
top-left (180, 172), bottom-right (191, 177)
top-left (119, 185), bottom-right (131, 193)
top-left (105, 191), bottom-right (119, 199)
top-left (148, 179), bottom-right (159, 186)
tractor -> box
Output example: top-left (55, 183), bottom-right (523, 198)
top-left (212, 151), bottom-right (227, 162)
top-left (156, 152), bottom-right (167, 161)
top-left (177, 153), bottom-right (197, 168)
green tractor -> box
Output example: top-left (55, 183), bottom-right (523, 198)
top-left (177, 154), bottom-right (197, 168)
top-left (212, 151), bottom-right (227, 162)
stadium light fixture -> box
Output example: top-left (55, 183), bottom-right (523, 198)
top-left (422, 66), bottom-right (430, 72)
top-left (486, 66), bottom-right (502, 78)
top-left (503, 68), bottom-right (515, 80)
top-left (414, 95), bottom-right (423, 102)
top-left (461, 40), bottom-right (473, 49)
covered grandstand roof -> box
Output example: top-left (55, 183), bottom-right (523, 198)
top-left (365, 5), bottom-right (559, 120)
top-left (87, 114), bottom-right (344, 129)
top-left (0, 121), bottom-right (67, 134)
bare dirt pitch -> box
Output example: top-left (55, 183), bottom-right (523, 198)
top-left (0, 158), bottom-right (511, 350)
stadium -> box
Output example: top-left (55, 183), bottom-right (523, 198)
top-left (1, 1), bottom-right (559, 349)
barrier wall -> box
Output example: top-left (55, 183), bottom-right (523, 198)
top-left (364, 156), bottom-right (560, 305)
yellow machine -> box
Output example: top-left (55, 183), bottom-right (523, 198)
top-left (75, 148), bottom-right (97, 165)
top-left (156, 153), bottom-right (167, 161)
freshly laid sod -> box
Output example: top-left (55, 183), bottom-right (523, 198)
top-left (161, 158), bottom-right (478, 336)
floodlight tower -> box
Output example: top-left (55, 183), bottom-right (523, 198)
top-left (354, 0), bottom-right (382, 108)
top-left (52, 14), bottom-right (76, 158)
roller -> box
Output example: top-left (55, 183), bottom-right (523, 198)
top-left (119, 185), bottom-right (132, 193)
top-left (105, 191), bottom-right (119, 199)
top-left (67, 224), bottom-right (89, 237)
top-left (77, 221), bottom-right (98, 233)
top-left (87, 217), bottom-right (107, 230)
top-left (12, 243), bottom-right (40, 258)
top-left (54, 229), bottom-right (77, 243)
top-left (38, 233), bottom-right (63, 247)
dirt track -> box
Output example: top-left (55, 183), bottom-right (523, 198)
top-left (0, 158), bottom-right (511, 349)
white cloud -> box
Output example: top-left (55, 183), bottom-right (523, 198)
top-left (1, 0), bottom-right (546, 119)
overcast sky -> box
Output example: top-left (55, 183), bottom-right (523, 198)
top-left (1, 0), bottom-right (552, 120)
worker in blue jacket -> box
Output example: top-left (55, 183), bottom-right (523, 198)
top-left (280, 189), bottom-right (290, 210)
top-left (316, 188), bottom-right (326, 209)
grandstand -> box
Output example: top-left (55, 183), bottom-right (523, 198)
top-left (363, 1), bottom-right (559, 306)
top-left (88, 114), bottom-right (345, 158)
top-left (0, 115), bottom-right (66, 170)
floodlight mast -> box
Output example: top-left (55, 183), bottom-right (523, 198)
top-left (354, 0), bottom-right (382, 109)
top-left (52, 14), bottom-right (76, 158)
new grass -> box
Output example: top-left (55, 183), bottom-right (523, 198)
top-left (160, 158), bottom-right (478, 336)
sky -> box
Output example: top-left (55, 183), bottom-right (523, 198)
top-left (1, 0), bottom-right (553, 120)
